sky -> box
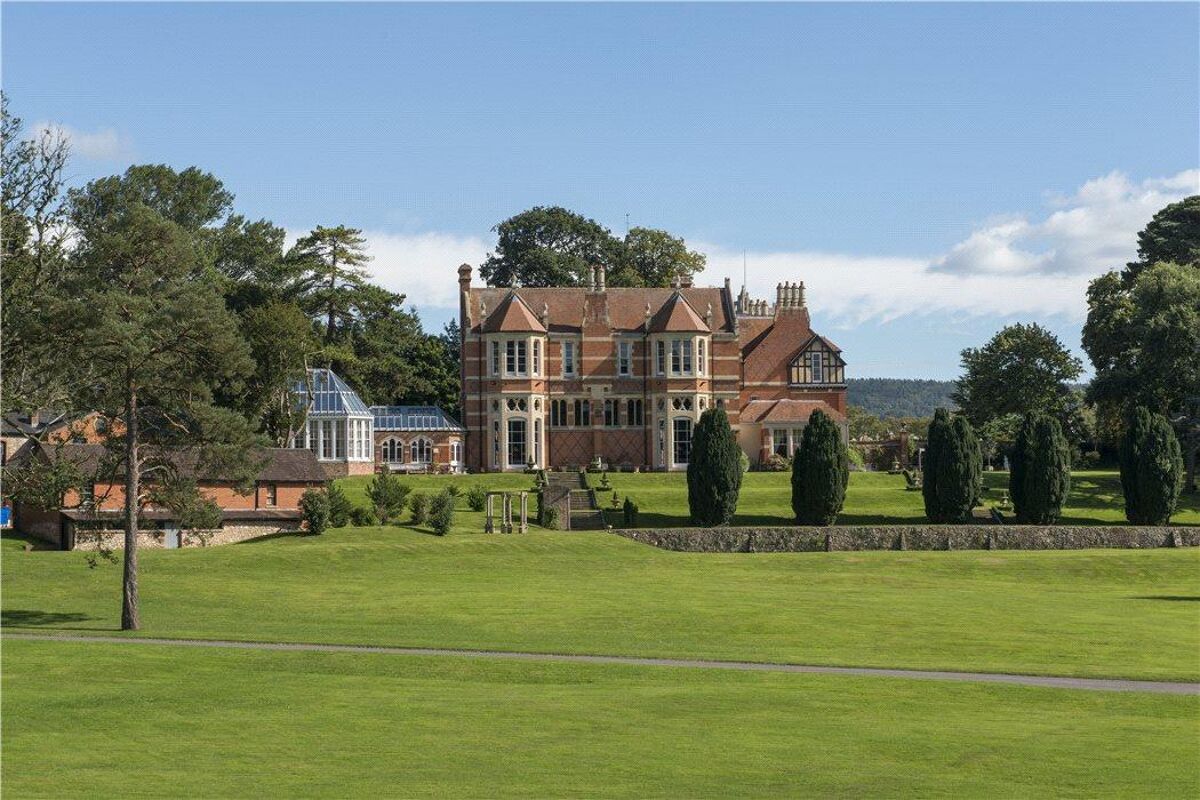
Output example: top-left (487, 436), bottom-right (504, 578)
top-left (4, 2), bottom-right (1197, 379)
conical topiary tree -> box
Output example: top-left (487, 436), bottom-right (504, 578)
top-left (687, 407), bottom-right (742, 526)
top-left (1010, 413), bottom-right (1072, 524)
top-left (1119, 406), bottom-right (1184, 525)
top-left (954, 415), bottom-right (984, 508)
top-left (791, 409), bottom-right (849, 525)
top-left (923, 408), bottom-right (979, 523)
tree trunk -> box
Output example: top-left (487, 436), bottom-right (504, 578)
top-left (1187, 437), bottom-right (1197, 494)
top-left (121, 385), bottom-right (140, 631)
top-left (325, 251), bottom-right (337, 342)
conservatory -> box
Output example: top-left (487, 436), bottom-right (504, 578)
top-left (293, 368), bottom-right (375, 476)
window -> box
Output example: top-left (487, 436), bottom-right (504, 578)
top-left (507, 419), bottom-right (527, 466)
top-left (656, 341), bottom-right (666, 375)
top-left (506, 340), bottom-right (527, 375)
top-left (682, 340), bottom-right (693, 373)
top-left (450, 441), bottom-right (462, 464)
top-left (533, 339), bottom-right (541, 375)
top-left (307, 419), bottom-right (319, 454)
top-left (698, 339), bottom-right (705, 374)
top-left (382, 438), bottom-right (402, 463)
top-left (617, 341), bottom-right (632, 376)
top-left (321, 420), bottom-right (333, 459)
top-left (670, 339), bottom-right (681, 374)
top-left (335, 420), bottom-right (346, 459)
top-left (411, 438), bottom-right (433, 464)
top-left (550, 399), bottom-right (567, 427)
top-left (672, 418), bottom-right (693, 465)
top-left (562, 341), bottom-right (576, 376)
top-left (604, 399), bottom-right (617, 427)
top-left (574, 399), bottom-right (591, 427)
top-left (773, 429), bottom-right (789, 457)
top-left (810, 352), bottom-right (823, 383)
top-left (264, 484), bottom-right (277, 507)
top-left (533, 419), bottom-right (542, 464)
top-left (491, 341), bottom-right (501, 376)
top-left (625, 398), bottom-right (644, 426)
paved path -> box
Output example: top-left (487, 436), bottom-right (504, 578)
top-left (6, 632), bottom-right (1198, 695)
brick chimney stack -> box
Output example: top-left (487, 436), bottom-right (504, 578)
top-left (596, 263), bottom-right (606, 291)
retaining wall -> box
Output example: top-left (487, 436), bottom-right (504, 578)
top-left (614, 525), bottom-right (1199, 552)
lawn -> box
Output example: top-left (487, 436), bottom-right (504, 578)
top-left (3, 639), bottom-right (1197, 798)
top-left (4, 524), bottom-right (1198, 681)
top-left (335, 469), bottom-right (1200, 527)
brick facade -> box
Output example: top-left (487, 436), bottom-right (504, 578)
top-left (458, 264), bottom-right (848, 471)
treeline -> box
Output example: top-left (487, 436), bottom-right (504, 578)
top-left (847, 379), bottom-right (956, 419)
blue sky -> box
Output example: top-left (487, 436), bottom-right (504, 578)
top-left (5, 2), bottom-right (1197, 378)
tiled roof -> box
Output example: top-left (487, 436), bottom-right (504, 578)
top-left (740, 399), bottom-right (846, 425)
top-left (34, 443), bottom-right (326, 483)
top-left (741, 312), bottom-right (815, 384)
top-left (466, 286), bottom-right (734, 334)
top-left (480, 291), bottom-right (547, 333)
top-left (371, 406), bottom-right (465, 432)
top-left (647, 291), bottom-right (710, 333)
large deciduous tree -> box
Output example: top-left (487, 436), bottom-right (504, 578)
top-left (1119, 407), bottom-right (1184, 526)
top-left (953, 323), bottom-right (1083, 439)
top-left (616, 227), bottom-right (707, 287)
top-left (481, 206), bottom-right (621, 287)
top-left (1084, 196), bottom-right (1200, 492)
top-left (63, 178), bottom-right (261, 630)
top-left (791, 410), bottom-right (849, 526)
top-left (1010, 414), bottom-right (1072, 524)
top-left (1, 94), bottom-right (73, 413)
top-left (686, 408), bottom-right (742, 526)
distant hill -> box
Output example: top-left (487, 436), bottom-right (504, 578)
top-left (847, 378), bottom-right (957, 419)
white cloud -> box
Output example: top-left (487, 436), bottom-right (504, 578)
top-left (288, 168), bottom-right (1195, 329)
top-left (693, 168), bottom-right (1197, 325)
top-left (934, 169), bottom-right (1199, 275)
top-left (30, 121), bottom-right (132, 162)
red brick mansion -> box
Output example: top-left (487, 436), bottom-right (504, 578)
top-left (458, 263), bottom-right (848, 472)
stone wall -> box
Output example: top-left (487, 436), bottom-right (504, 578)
top-left (614, 525), bottom-right (1200, 552)
top-left (69, 522), bottom-right (298, 551)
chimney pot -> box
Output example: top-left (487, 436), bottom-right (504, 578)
top-left (597, 263), bottom-right (606, 291)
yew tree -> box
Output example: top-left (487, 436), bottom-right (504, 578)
top-left (687, 408), bottom-right (743, 526)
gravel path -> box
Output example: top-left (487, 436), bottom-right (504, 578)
top-left (6, 632), bottom-right (1198, 695)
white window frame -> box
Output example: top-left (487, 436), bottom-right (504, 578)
top-left (562, 340), bottom-right (576, 377)
top-left (617, 341), bottom-right (632, 376)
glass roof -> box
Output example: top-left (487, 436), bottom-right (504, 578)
top-left (293, 369), bottom-right (372, 417)
top-left (372, 405), bottom-right (464, 432)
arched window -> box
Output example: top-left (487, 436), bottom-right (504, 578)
top-left (410, 437), bottom-right (433, 464)
top-left (382, 438), bottom-right (403, 464)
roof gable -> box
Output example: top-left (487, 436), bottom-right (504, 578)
top-left (481, 291), bottom-right (547, 334)
top-left (648, 291), bottom-right (710, 333)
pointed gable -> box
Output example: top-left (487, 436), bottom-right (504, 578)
top-left (480, 290), bottom-right (547, 334)
top-left (648, 291), bottom-right (710, 333)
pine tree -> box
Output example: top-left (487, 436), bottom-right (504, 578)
top-left (686, 408), bottom-right (742, 526)
top-left (1010, 414), bottom-right (1072, 524)
top-left (791, 410), bottom-right (849, 526)
top-left (1120, 407), bottom-right (1184, 525)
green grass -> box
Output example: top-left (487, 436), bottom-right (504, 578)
top-left (4, 524), bottom-right (1198, 680)
top-left (4, 639), bottom-right (1197, 798)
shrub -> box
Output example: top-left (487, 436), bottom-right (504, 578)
top-left (738, 450), bottom-right (750, 475)
top-left (847, 446), bottom-right (866, 471)
top-left (349, 506), bottom-right (378, 527)
top-left (622, 497), bottom-right (639, 528)
top-left (542, 506), bottom-right (560, 530)
top-left (326, 482), bottom-right (353, 528)
top-left (922, 409), bottom-right (980, 523)
top-left (466, 484), bottom-right (488, 512)
top-left (760, 453), bottom-right (790, 472)
top-left (429, 490), bottom-right (455, 536)
top-left (409, 492), bottom-right (430, 525)
top-left (366, 466), bottom-right (411, 524)
top-left (791, 410), bottom-right (849, 525)
top-left (687, 408), bottom-right (742, 526)
top-left (1010, 413), bottom-right (1072, 524)
top-left (1119, 406), bottom-right (1184, 525)
top-left (299, 489), bottom-right (330, 536)
top-left (445, 484), bottom-right (461, 497)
